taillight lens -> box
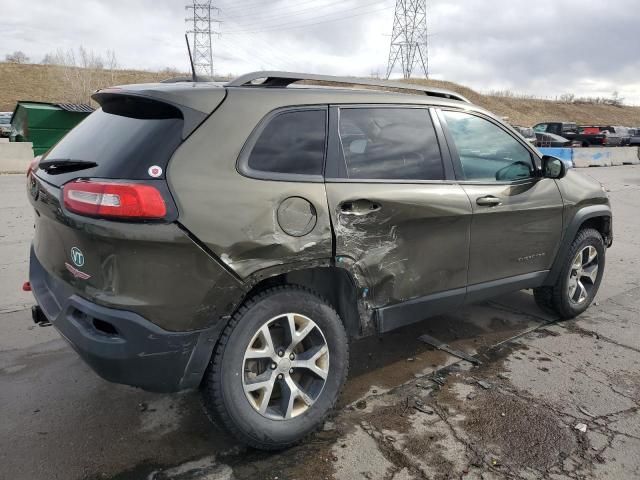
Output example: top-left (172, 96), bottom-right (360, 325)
top-left (63, 180), bottom-right (167, 219)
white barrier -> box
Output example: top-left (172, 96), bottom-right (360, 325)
top-left (573, 147), bottom-right (640, 167)
top-left (0, 142), bottom-right (34, 173)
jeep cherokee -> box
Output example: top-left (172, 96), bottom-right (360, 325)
top-left (27, 71), bottom-right (612, 450)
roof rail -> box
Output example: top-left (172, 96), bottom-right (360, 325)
top-left (226, 71), bottom-right (471, 103)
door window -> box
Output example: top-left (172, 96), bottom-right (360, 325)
top-left (443, 111), bottom-right (534, 182)
top-left (338, 108), bottom-right (444, 180)
top-left (247, 109), bottom-right (326, 176)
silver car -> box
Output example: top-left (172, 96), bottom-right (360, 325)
top-left (0, 112), bottom-right (12, 138)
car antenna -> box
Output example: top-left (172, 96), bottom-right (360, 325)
top-left (185, 33), bottom-right (197, 82)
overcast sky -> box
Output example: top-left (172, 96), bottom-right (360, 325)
top-left (1, 0), bottom-right (639, 104)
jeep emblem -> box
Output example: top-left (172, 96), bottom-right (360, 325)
top-left (70, 247), bottom-right (85, 267)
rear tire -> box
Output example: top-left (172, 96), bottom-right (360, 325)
top-left (202, 285), bottom-right (349, 450)
top-left (534, 228), bottom-right (605, 319)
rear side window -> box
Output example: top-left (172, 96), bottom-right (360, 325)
top-left (40, 97), bottom-right (184, 186)
top-left (338, 108), bottom-right (444, 180)
top-left (246, 109), bottom-right (326, 176)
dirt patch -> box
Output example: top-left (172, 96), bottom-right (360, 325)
top-left (403, 432), bottom-right (455, 477)
top-left (463, 389), bottom-right (578, 471)
top-left (364, 402), bottom-right (413, 433)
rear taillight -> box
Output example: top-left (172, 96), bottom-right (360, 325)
top-left (63, 180), bottom-right (167, 219)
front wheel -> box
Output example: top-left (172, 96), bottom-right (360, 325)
top-left (202, 285), bottom-right (349, 450)
top-left (534, 228), bottom-right (605, 319)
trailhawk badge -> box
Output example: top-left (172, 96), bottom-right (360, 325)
top-left (70, 247), bottom-right (84, 267)
top-left (65, 247), bottom-right (91, 280)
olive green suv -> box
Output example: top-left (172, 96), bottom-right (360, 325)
top-left (27, 72), bottom-right (612, 450)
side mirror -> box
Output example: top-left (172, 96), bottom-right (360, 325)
top-left (541, 155), bottom-right (566, 179)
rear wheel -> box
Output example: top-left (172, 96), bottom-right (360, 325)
top-left (202, 285), bottom-right (348, 450)
top-left (534, 228), bottom-right (605, 319)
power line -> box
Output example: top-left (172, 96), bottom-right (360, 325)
top-left (221, 0), bottom-right (365, 26)
top-left (224, 2), bottom-right (394, 34)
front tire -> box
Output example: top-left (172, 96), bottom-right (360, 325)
top-left (534, 228), bottom-right (605, 319)
top-left (202, 285), bottom-right (349, 450)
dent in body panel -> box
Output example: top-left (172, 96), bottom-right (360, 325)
top-left (167, 88), bottom-right (335, 283)
top-left (326, 183), bottom-right (472, 310)
top-left (554, 169), bottom-right (610, 228)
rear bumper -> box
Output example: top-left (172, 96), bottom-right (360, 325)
top-left (29, 246), bottom-right (220, 393)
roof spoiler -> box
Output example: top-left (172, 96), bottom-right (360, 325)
top-left (226, 71), bottom-right (470, 103)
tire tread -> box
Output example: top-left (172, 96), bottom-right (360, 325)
top-left (202, 284), bottom-right (349, 450)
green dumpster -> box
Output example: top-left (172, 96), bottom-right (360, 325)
top-left (10, 101), bottom-right (94, 156)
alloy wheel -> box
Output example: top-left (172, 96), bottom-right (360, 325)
top-left (568, 245), bottom-right (599, 305)
top-left (242, 313), bottom-right (330, 420)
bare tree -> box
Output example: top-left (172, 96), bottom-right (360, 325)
top-left (44, 47), bottom-right (119, 104)
top-left (41, 53), bottom-right (57, 65)
top-left (5, 51), bottom-right (30, 64)
top-left (559, 93), bottom-right (575, 103)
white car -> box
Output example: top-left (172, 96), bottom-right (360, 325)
top-left (0, 112), bottom-right (12, 138)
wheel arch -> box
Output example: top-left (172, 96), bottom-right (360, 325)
top-left (239, 265), bottom-right (366, 338)
top-left (545, 205), bottom-right (612, 285)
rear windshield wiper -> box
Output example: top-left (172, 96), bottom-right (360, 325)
top-left (38, 159), bottom-right (98, 174)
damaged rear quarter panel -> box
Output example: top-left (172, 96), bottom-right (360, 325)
top-left (167, 89), bottom-right (335, 283)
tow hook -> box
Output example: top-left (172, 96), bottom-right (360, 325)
top-left (31, 306), bottom-right (51, 327)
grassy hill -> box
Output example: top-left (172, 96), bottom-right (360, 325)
top-left (2, 62), bottom-right (639, 127)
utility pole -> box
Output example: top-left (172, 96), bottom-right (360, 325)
top-left (385, 0), bottom-right (429, 79)
top-left (185, 1), bottom-right (220, 78)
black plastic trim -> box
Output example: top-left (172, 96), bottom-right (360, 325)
top-left (375, 270), bottom-right (549, 333)
top-left (29, 246), bottom-right (221, 393)
top-left (545, 205), bottom-right (612, 285)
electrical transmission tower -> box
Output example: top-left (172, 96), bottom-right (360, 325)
top-left (185, 1), bottom-right (220, 78)
top-left (386, 0), bottom-right (429, 79)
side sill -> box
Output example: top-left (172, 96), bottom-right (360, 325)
top-left (465, 270), bottom-right (548, 304)
top-left (376, 287), bottom-right (465, 334)
top-left (375, 270), bottom-right (549, 334)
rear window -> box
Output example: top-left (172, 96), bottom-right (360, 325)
top-left (245, 109), bottom-right (326, 177)
top-left (0, 117), bottom-right (9, 125)
top-left (38, 97), bottom-right (184, 185)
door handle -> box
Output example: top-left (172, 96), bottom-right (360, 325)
top-left (476, 195), bottom-right (502, 207)
top-left (340, 199), bottom-right (381, 215)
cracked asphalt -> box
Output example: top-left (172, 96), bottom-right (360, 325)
top-left (1, 165), bottom-right (639, 480)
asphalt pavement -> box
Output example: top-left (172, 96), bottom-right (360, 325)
top-left (1, 166), bottom-right (639, 480)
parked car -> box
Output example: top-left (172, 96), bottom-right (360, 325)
top-left (0, 112), bottom-right (12, 138)
top-left (535, 132), bottom-right (571, 148)
top-left (606, 126), bottom-right (631, 146)
top-left (513, 126), bottom-right (536, 145)
top-left (533, 122), bottom-right (608, 147)
top-left (27, 72), bottom-right (612, 450)
top-left (580, 126), bottom-right (624, 146)
top-left (629, 128), bottom-right (640, 146)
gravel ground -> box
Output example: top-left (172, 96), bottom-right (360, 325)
top-left (0, 165), bottom-right (639, 480)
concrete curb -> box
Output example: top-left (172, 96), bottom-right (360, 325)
top-left (0, 142), bottom-right (34, 173)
